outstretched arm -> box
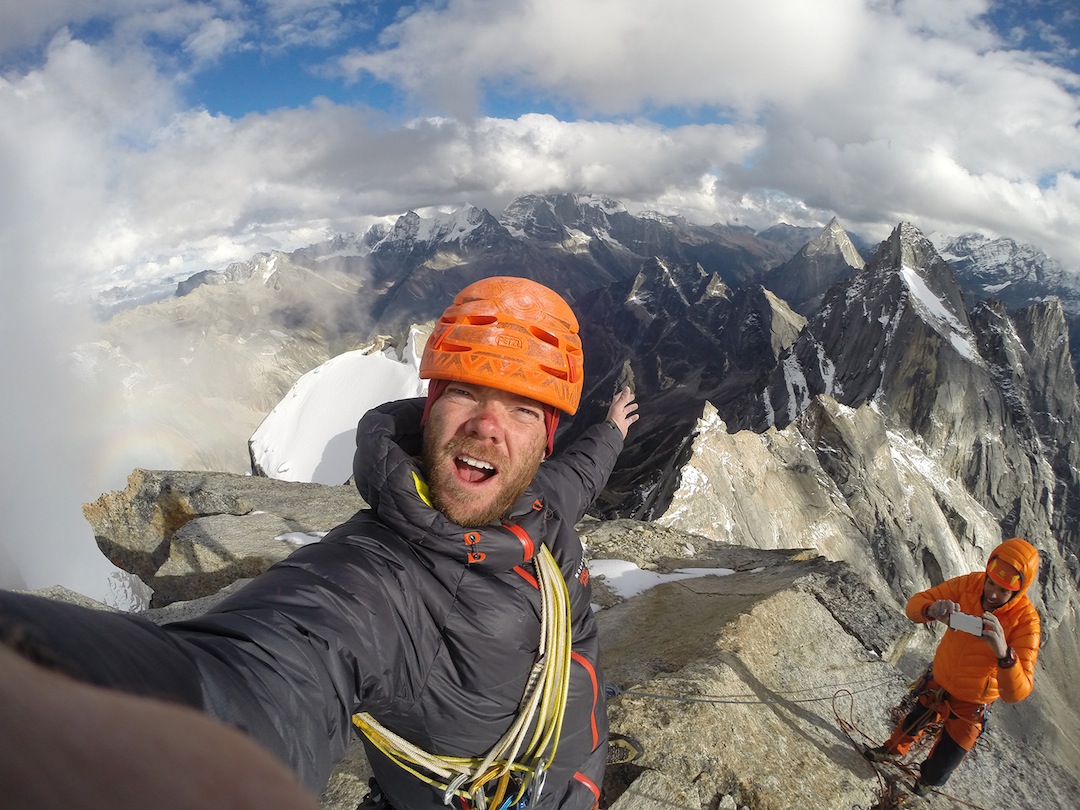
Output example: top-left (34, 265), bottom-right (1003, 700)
top-left (0, 570), bottom-right (369, 793)
top-left (536, 388), bottom-right (639, 522)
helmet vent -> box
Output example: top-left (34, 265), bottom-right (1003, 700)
top-left (540, 364), bottom-right (569, 381)
top-left (419, 277), bottom-right (583, 414)
top-left (529, 326), bottom-right (560, 347)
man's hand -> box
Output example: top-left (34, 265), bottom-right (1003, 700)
top-left (980, 611), bottom-right (1009, 658)
top-left (0, 645), bottom-right (318, 810)
top-left (927, 599), bottom-right (960, 621)
top-left (606, 387), bottom-right (639, 439)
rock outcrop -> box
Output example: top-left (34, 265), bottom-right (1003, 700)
top-left (708, 224), bottom-right (1080, 630)
top-left (586, 521), bottom-right (1080, 810)
top-left (567, 260), bottom-right (805, 519)
top-left (81, 469), bottom-right (364, 606)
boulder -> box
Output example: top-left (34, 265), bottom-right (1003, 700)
top-left (82, 469), bottom-right (364, 605)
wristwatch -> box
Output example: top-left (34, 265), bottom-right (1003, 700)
top-left (997, 646), bottom-right (1017, 668)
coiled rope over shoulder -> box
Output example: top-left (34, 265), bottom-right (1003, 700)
top-left (353, 543), bottom-right (573, 810)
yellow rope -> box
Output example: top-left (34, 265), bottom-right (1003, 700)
top-left (353, 544), bottom-right (573, 808)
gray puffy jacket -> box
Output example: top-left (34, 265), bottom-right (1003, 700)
top-left (0, 398), bottom-right (623, 810)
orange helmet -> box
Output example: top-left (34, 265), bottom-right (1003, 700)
top-left (419, 276), bottom-right (584, 414)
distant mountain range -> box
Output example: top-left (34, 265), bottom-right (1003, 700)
top-left (107, 192), bottom-right (1079, 365)
top-left (82, 193), bottom-right (1080, 487)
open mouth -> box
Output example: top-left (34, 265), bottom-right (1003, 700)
top-left (454, 454), bottom-right (497, 484)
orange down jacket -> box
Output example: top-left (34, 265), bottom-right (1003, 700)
top-left (905, 537), bottom-right (1040, 705)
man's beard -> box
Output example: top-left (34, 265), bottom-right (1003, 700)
top-left (422, 427), bottom-right (544, 527)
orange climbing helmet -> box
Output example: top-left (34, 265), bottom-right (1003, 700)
top-left (419, 276), bottom-right (584, 414)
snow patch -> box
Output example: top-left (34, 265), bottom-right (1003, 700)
top-left (590, 558), bottom-right (736, 600)
top-left (782, 352), bottom-right (810, 422)
top-left (899, 265), bottom-right (979, 361)
top-left (575, 194), bottom-right (627, 216)
top-left (249, 329), bottom-right (429, 485)
top-left (279, 531), bottom-right (326, 546)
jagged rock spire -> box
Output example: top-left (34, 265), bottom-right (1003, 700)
top-left (762, 217), bottom-right (865, 315)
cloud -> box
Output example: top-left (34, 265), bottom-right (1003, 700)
top-left (0, 33), bottom-right (764, 296)
top-left (183, 17), bottom-right (246, 64)
top-left (338, 0), bottom-right (871, 117)
top-left (5, 0), bottom-right (1080, 290)
top-left (0, 0), bottom-right (161, 54)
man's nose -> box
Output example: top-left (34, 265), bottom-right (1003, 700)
top-left (465, 401), bottom-right (504, 441)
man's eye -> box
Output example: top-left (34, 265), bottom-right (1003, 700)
top-left (516, 407), bottom-right (543, 420)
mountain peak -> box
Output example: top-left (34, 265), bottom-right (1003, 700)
top-left (886, 220), bottom-right (940, 268)
top-left (762, 219), bottom-right (864, 315)
top-left (804, 218), bottom-right (865, 268)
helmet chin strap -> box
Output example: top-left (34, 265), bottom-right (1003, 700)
top-left (420, 379), bottom-right (449, 427)
top-left (543, 409), bottom-right (560, 457)
top-left (421, 378), bottom-right (561, 457)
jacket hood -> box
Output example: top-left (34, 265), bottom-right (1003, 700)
top-left (349, 397), bottom-right (542, 571)
top-left (352, 397), bottom-right (426, 514)
top-left (987, 537), bottom-right (1039, 604)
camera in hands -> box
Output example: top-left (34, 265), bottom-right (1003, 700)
top-left (948, 611), bottom-right (983, 637)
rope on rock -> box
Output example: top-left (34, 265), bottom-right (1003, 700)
top-left (354, 543), bottom-right (573, 810)
top-left (606, 673), bottom-right (895, 706)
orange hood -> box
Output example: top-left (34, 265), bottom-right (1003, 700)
top-left (986, 537), bottom-right (1039, 607)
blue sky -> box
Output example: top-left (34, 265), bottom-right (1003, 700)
top-left (2, 0), bottom-right (1080, 595)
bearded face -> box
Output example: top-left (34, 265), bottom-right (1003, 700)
top-left (422, 383), bottom-right (547, 526)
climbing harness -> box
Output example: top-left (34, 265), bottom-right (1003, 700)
top-left (353, 543), bottom-right (573, 810)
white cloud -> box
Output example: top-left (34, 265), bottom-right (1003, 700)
top-left (0, 0), bottom-right (165, 54)
top-left (339, 0), bottom-right (871, 116)
top-left (0, 32), bottom-right (177, 279)
top-left (183, 17), bottom-right (246, 64)
top-left (329, 0), bottom-right (1080, 268)
top-left (4, 0), bottom-right (1080, 290)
